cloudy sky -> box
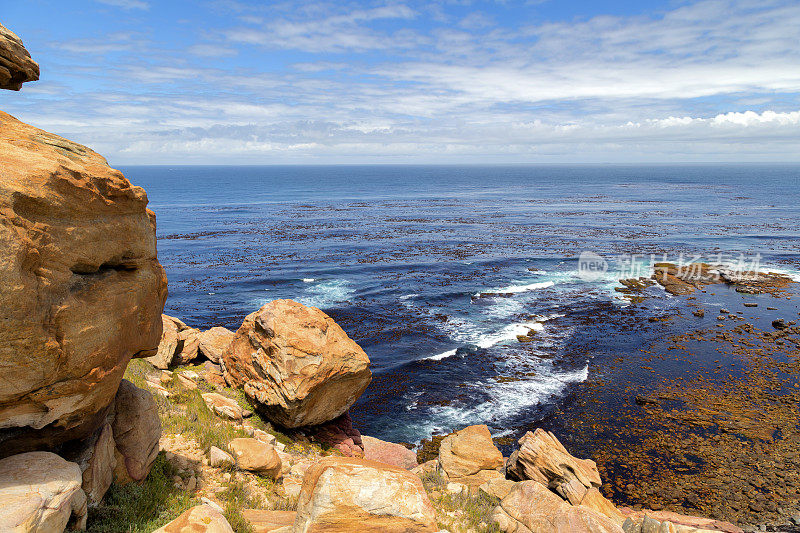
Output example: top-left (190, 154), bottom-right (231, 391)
top-left (2, 0), bottom-right (800, 164)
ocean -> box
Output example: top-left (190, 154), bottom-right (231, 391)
top-left (124, 164), bottom-right (800, 445)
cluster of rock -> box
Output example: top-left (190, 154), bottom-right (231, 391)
top-left (650, 263), bottom-right (792, 297)
top-left (0, 25), bottom-right (166, 531)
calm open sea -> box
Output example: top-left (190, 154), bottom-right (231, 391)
top-left (123, 165), bottom-right (800, 443)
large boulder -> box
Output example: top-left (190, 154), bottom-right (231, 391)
top-left (112, 379), bottom-right (161, 483)
top-left (0, 451), bottom-right (88, 532)
top-left (241, 509), bottom-right (296, 532)
top-left (294, 456), bottom-right (438, 532)
top-left (362, 435), bottom-right (418, 470)
top-left (0, 111), bottom-right (167, 457)
top-left (0, 23), bottom-right (39, 90)
top-left (147, 315), bottom-right (200, 369)
top-left (152, 505), bottom-right (234, 533)
top-left (73, 422), bottom-right (117, 506)
top-left (438, 424), bottom-right (504, 487)
top-left (222, 299), bottom-right (371, 428)
top-left (198, 326), bottom-right (235, 363)
top-left (506, 428), bottom-right (601, 504)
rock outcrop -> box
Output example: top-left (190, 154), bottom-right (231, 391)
top-left (0, 451), bottom-right (88, 532)
top-left (0, 23), bottom-right (39, 90)
top-left (437, 424), bottom-right (504, 489)
top-left (111, 379), bottom-right (162, 483)
top-left (152, 504), bottom-right (234, 533)
top-left (0, 110), bottom-right (167, 457)
top-left (506, 428), bottom-right (601, 504)
top-left (362, 435), bottom-right (418, 470)
top-left (198, 326), bottom-right (235, 364)
top-left (305, 411), bottom-right (364, 457)
top-left (294, 456), bottom-right (438, 532)
top-left (222, 299), bottom-right (372, 428)
top-left (147, 315), bottom-right (200, 369)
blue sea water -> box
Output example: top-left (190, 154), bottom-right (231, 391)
top-left (124, 164), bottom-right (800, 443)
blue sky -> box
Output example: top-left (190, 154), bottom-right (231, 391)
top-left (2, 0), bottom-right (799, 164)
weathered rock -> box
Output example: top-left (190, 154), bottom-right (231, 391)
top-left (506, 428), bottom-right (601, 504)
top-left (198, 326), bottom-right (235, 364)
top-left (306, 411), bottom-right (364, 457)
top-left (152, 504), bottom-right (234, 533)
top-left (241, 509), bottom-right (296, 533)
top-left (620, 509), bottom-right (743, 533)
top-left (80, 422), bottom-right (116, 506)
top-left (491, 480), bottom-right (570, 532)
top-left (229, 437), bottom-right (282, 478)
top-left (0, 23), bottom-right (39, 90)
top-left (294, 456), bottom-right (438, 532)
top-left (492, 481), bottom-right (623, 533)
top-left (222, 299), bottom-right (372, 428)
top-left (0, 111), bottom-right (167, 457)
top-left (437, 424), bottom-right (504, 487)
top-left (0, 451), bottom-right (87, 532)
top-left (479, 477), bottom-right (517, 500)
top-left (147, 315), bottom-right (201, 369)
top-left (580, 487), bottom-right (626, 524)
top-left (362, 435), bottom-right (418, 469)
top-left (111, 379), bottom-right (161, 483)
top-left (202, 393), bottom-right (245, 421)
top-left (209, 446), bottom-right (234, 468)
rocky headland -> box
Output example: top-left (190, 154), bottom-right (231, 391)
top-left (1, 21), bottom-right (798, 533)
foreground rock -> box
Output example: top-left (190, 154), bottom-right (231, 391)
top-left (229, 437), bottom-right (282, 478)
top-left (241, 509), bottom-right (296, 532)
top-left (0, 23), bottom-right (39, 90)
top-left (147, 315), bottom-right (201, 369)
top-left (438, 424), bottom-right (504, 489)
top-left (0, 110), bottom-right (167, 457)
top-left (362, 435), bottom-right (418, 469)
top-left (198, 326), bottom-right (235, 363)
top-left (506, 428), bottom-right (601, 504)
top-left (0, 451), bottom-right (87, 532)
top-left (74, 422), bottom-right (116, 506)
top-left (112, 379), bottom-right (162, 483)
top-left (294, 456), bottom-right (438, 532)
top-left (492, 480), bottom-right (623, 533)
top-left (153, 504), bottom-right (234, 533)
top-left (222, 299), bottom-right (372, 428)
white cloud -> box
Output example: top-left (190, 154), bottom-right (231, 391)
top-left (94, 0), bottom-right (149, 10)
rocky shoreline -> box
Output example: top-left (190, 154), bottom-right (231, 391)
top-left (1, 21), bottom-right (799, 533)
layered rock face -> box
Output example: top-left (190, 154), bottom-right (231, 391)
top-left (0, 24), bottom-right (39, 90)
top-left (506, 428), bottom-right (601, 504)
top-left (0, 110), bottom-right (168, 457)
top-left (222, 299), bottom-right (372, 428)
top-left (294, 456), bottom-right (438, 532)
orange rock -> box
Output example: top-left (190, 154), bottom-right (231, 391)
top-left (437, 424), bottom-right (504, 487)
top-left (507, 428), bottom-right (601, 504)
top-left (294, 456), bottom-right (438, 532)
top-left (198, 326), bottom-right (235, 364)
top-left (0, 111), bottom-right (167, 457)
top-left (222, 299), bottom-right (371, 428)
top-left (152, 505), bottom-right (234, 533)
top-left (0, 24), bottom-right (39, 90)
top-left (241, 509), bottom-right (296, 532)
top-left (229, 438), bottom-right (282, 478)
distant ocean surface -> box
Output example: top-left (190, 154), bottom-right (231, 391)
top-left (124, 165), bottom-right (800, 444)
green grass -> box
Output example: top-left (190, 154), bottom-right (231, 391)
top-left (87, 454), bottom-right (197, 532)
top-left (123, 357), bottom-right (151, 389)
top-left (421, 471), bottom-right (501, 533)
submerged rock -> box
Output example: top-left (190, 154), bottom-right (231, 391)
top-left (0, 23), bottom-right (39, 90)
top-left (0, 111), bottom-right (167, 457)
top-left (222, 299), bottom-right (372, 428)
top-left (294, 456), bottom-right (438, 532)
top-left (0, 451), bottom-right (88, 532)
